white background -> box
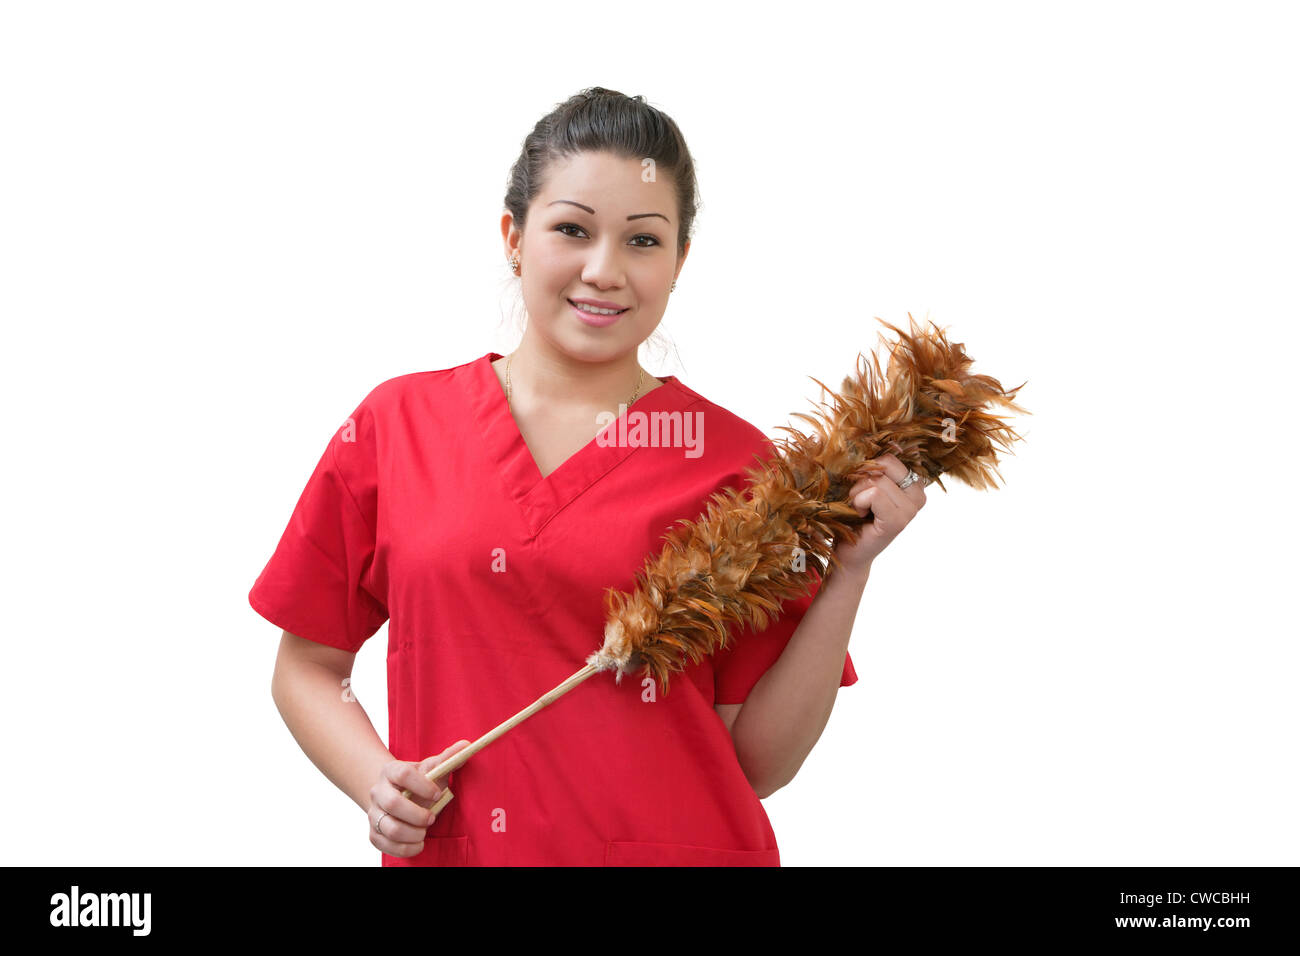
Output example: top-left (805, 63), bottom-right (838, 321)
top-left (2, 1), bottom-right (1295, 866)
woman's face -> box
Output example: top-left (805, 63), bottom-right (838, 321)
top-left (503, 150), bottom-right (688, 364)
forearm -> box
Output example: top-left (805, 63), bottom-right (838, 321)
top-left (730, 561), bottom-right (871, 797)
top-left (271, 660), bottom-right (394, 812)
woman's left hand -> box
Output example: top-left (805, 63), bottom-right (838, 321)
top-left (832, 453), bottom-right (928, 576)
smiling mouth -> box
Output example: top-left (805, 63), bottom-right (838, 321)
top-left (568, 299), bottom-right (629, 316)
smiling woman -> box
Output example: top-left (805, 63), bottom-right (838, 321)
top-left (503, 150), bottom-right (686, 366)
top-left (251, 87), bottom-right (861, 869)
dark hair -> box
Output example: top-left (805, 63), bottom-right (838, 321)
top-left (503, 87), bottom-right (699, 258)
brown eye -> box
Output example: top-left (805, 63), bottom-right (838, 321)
top-left (557, 223), bottom-right (659, 247)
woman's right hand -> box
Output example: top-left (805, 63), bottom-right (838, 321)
top-left (367, 739), bottom-right (471, 858)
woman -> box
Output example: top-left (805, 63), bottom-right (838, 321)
top-left (251, 87), bottom-right (926, 866)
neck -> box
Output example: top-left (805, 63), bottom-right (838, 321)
top-left (507, 331), bottom-right (649, 410)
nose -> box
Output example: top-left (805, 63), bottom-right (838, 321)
top-left (579, 239), bottom-right (626, 289)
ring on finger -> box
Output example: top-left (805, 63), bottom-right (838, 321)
top-left (897, 469), bottom-right (923, 490)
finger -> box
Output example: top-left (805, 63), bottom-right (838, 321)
top-left (861, 454), bottom-right (927, 510)
top-left (430, 789), bottom-right (455, 816)
top-left (846, 465), bottom-right (897, 502)
top-left (383, 770), bottom-right (450, 829)
top-left (847, 477), bottom-right (871, 504)
top-left (387, 759), bottom-right (442, 805)
top-left (867, 453), bottom-right (909, 484)
top-left (377, 778), bottom-right (444, 828)
top-left (370, 817), bottom-right (426, 858)
top-left (906, 478), bottom-right (928, 510)
top-left (853, 486), bottom-right (905, 528)
top-left (878, 470), bottom-right (922, 514)
top-left (863, 474), bottom-right (917, 527)
top-left (374, 835), bottom-right (426, 859)
top-left (849, 468), bottom-right (909, 516)
top-left (370, 800), bottom-right (432, 844)
top-left (426, 739), bottom-right (472, 791)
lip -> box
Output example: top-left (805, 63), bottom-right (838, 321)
top-left (570, 296), bottom-right (628, 310)
top-left (568, 298), bottom-right (629, 328)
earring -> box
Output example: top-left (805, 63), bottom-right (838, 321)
top-left (509, 254), bottom-right (520, 274)
top-left (670, 279), bottom-right (676, 292)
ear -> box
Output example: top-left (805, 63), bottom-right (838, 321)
top-left (500, 211), bottom-right (521, 257)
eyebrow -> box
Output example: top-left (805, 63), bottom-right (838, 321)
top-left (547, 199), bottom-right (671, 223)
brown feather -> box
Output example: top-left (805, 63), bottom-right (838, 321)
top-left (587, 315), bottom-right (1029, 694)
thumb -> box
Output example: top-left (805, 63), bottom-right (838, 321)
top-left (420, 739), bottom-right (472, 788)
top-left (442, 738), bottom-right (472, 759)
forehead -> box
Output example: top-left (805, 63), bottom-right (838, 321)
top-left (538, 150), bottom-right (674, 214)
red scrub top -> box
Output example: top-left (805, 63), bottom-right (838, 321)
top-left (250, 352), bottom-right (857, 866)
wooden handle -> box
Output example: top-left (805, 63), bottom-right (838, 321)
top-left (429, 788), bottom-right (454, 815)
top-left (399, 662), bottom-right (601, 804)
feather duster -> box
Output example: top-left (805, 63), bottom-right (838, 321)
top-left (403, 315), bottom-right (1028, 810)
top-left (589, 313), bottom-right (1027, 694)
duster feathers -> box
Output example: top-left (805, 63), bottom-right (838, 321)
top-left (587, 315), bottom-right (1029, 694)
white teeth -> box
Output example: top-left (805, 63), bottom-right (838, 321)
top-left (571, 300), bottom-right (625, 315)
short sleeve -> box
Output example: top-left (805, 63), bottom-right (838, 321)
top-left (712, 564), bottom-right (859, 705)
top-left (248, 397), bottom-right (388, 653)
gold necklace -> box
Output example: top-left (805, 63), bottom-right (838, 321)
top-left (505, 352), bottom-right (645, 411)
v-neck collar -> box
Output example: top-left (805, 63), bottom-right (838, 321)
top-left (468, 351), bottom-right (696, 537)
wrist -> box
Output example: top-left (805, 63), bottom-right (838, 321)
top-left (826, 557), bottom-right (872, 589)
